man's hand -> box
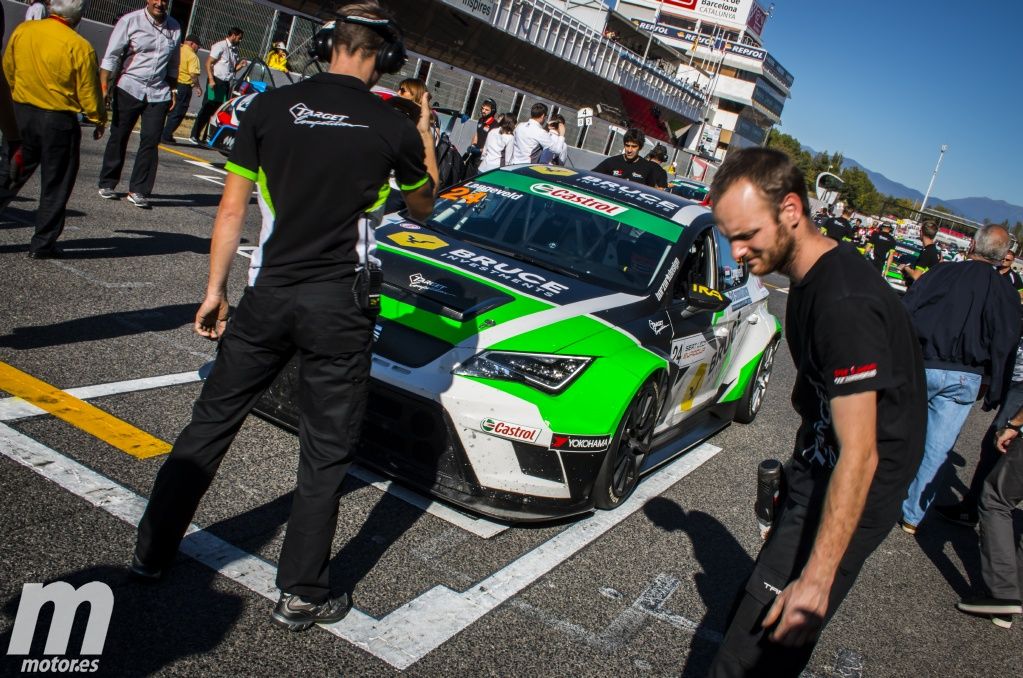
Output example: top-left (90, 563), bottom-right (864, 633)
top-left (193, 84), bottom-right (202, 97)
top-left (996, 427), bottom-right (1019, 453)
top-left (169, 91), bottom-right (177, 112)
top-left (93, 124), bottom-right (106, 141)
top-left (762, 575), bottom-right (829, 647)
top-left (195, 295), bottom-right (229, 340)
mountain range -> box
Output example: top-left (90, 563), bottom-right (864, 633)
top-left (803, 147), bottom-right (1023, 225)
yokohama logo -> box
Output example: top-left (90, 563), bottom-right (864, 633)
top-left (480, 418), bottom-right (541, 443)
top-left (549, 434), bottom-right (613, 452)
top-left (833, 363), bottom-right (878, 385)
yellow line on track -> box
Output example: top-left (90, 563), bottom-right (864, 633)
top-left (0, 362), bottom-right (171, 459)
top-left (158, 144), bottom-right (210, 164)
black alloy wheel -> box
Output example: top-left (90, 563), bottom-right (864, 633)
top-left (594, 380), bottom-right (660, 509)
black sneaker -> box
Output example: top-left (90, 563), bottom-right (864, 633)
top-left (271, 592), bottom-right (352, 631)
top-left (935, 503), bottom-right (978, 527)
top-left (128, 554), bottom-right (163, 582)
top-left (27, 248), bottom-right (63, 260)
top-left (957, 596), bottom-right (1023, 617)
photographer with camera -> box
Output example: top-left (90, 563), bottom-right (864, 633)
top-left (132, 1), bottom-right (438, 632)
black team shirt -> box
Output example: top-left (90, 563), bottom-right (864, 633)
top-left (868, 229), bottom-right (897, 265)
top-left (913, 242), bottom-right (941, 271)
top-left (225, 73), bottom-right (429, 286)
top-left (592, 154), bottom-right (662, 187)
top-left (785, 244), bottom-right (926, 526)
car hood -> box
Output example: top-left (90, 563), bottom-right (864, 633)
top-left (374, 220), bottom-right (649, 367)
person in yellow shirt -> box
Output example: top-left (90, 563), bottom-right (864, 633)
top-left (162, 35), bottom-right (202, 143)
top-left (0, 0), bottom-right (105, 259)
top-left (265, 41), bottom-right (289, 72)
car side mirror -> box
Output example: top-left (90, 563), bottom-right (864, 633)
top-left (680, 283), bottom-right (730, 318)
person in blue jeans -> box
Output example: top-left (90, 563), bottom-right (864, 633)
top-left (936, 338), bottom-right (1023, 527)
top-left (899, 224), bottom-right (1021, 533)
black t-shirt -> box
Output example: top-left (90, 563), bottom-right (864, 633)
top-left (1005, 269), bottom-right (1023, 291)
top-left (592, 154), bottom-right (661, 187)
top-left (226, 73), bottom-right (429, 286)
top-left (785, 244), bottom-right (926, 526)
top-left (913, 242), bottom-right (941, 271)
top-left (649, 162), bottom-right (668, 189)
top-left (476, 115), bottom-right (496, 148)
top-left (823, 216), bottom-right (851, 242)
top-left (869, 231), bottom-right (897, 260)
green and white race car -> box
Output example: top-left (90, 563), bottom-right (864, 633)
top-left (255, 165), bottom-right (781, 521)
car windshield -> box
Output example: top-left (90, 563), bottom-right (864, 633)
top-left (424, 180), bottom-right (675, 294)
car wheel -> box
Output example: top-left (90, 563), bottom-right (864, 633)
top-left (593, 380), bottom-right (660, 509)
top-left (734, 338), bottom-right (779, 424)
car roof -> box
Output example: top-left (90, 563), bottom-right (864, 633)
top-left (490, 164), bottom-right (710, 229)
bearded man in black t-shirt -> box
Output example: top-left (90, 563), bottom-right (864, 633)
top-left (706, 148), bottom-right (926, 677)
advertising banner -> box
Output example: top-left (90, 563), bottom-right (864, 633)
top-left (440, 0), bottom-right (497, 24)
top-left (663, 0), bottom-right (757, 27)
top-left (746, 2), bottom-right (768, 37)
top-left (632, 21), bottom-right (767, 61)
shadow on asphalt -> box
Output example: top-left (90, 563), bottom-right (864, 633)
top-left (147, 193), bottom-right (225, 208)
top-left (0, 229), bottom-right (213, 259)
top-left (0, 304), bottom-right (196, 349)
top-left (643, 497), bottom-right (753, 677)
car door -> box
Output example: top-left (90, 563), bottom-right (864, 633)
top-left (662, 226), bottom-right (731, 426)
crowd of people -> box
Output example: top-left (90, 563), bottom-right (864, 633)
top-left (1, 0), bottom-right (1022, 674)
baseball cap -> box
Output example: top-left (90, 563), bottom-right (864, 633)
top-left (273, 41), bottom-right (286, 50)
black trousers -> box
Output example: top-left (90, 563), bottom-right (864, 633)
top-left (191, 78), bottom-right (230, 142)
top-left (0, 103), bottom-right (81, 254)
top-left (978, 438), bottom-right (1023, 600)
top-left (99, 88), bottom-right (170, 196)
top-left (709, 486), bottom-right (895, 677)
top-left (136, 280), bottom-right (374, 603)
top-left (161, 83), bottom-right (194, 141)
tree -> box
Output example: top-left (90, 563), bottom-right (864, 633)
top-left (840, 166), bottom-right (882, 215)
top-left (931, 204), bottom-right (956, 215)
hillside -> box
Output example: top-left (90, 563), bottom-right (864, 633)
top-left (802, 146), bottom-right (1023, 224)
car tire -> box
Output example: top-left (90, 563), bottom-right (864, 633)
top-left (593, 379), bottom-right (661, 510)
top-left (734, 337), bottom-right (779, 424)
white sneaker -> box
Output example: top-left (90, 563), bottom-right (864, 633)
top-left (126, 192), bottom-right (150, 209)
top-left (97, 188), bottom-right (117, 199)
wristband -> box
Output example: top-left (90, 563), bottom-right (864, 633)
top-left (1005, 422), bottom-right (1022, 432)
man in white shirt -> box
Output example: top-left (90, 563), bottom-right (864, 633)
top-left (510, 102), bottom-right (566, 165)
top-left (190, 27), bottom-right (247, 145)
top-left (97, 0), bottom-right (180, 209)
top-left (25, 0), bottom-right (48, 20)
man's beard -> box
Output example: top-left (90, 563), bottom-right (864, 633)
top-left (758, 223), bottom-right (798, 277)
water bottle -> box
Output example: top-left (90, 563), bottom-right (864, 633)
top-left (755, 459), bottom-right (782, 539)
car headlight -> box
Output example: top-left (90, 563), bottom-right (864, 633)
top-left (453, 351), bottom-right (592, 393)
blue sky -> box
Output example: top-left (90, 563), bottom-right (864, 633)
top-left (763, 1), bottom-right (1022, 204)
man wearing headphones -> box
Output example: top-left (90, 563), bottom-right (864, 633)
top-left (132, 1), bottom-right (438, 632)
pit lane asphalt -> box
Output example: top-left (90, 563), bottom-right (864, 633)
top-left (0, 134), bottom-right (1018, 677)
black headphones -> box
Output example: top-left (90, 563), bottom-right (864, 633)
top-left (310, 16), bottom-right (407, 74)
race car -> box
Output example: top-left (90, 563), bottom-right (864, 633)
top-left (204, 59), bottom-right (296, 156)
top-left (666, 178), bottom-right (710, 203)
top-left (253, 165), bottom-right (781, 521)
